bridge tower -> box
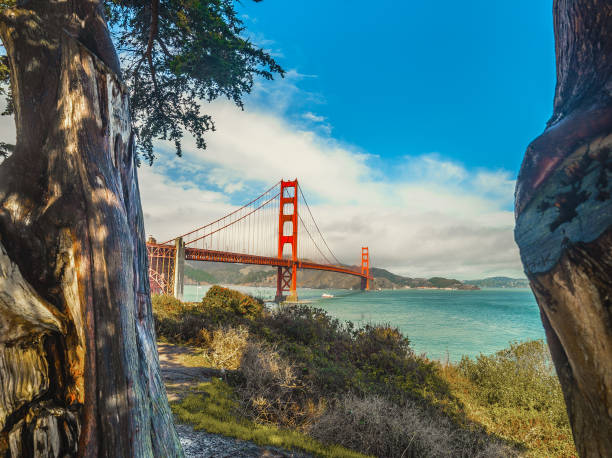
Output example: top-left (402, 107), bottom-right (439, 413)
top-left (276, 179), bottom-right (298, 302)
top-left (360, 246), bottom-right (370, 290)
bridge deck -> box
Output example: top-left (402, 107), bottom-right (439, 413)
top-left (184, 247), bottom-right (369, 279)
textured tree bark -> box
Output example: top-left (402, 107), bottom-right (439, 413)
top-left (0, 1), bottom-right (183, 456)
top-left (515, 1), bottom-right (612, 456)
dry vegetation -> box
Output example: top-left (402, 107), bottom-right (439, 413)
top-left (237, 342), bottom-right (325, 428)
top-left (310, 395), bottom-right (513, 458)
top-left (153, 287), bottom-right (576, 457)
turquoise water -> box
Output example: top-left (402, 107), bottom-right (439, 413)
top-left (183, 285), bottom-right (544, 362)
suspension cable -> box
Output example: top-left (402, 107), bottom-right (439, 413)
top-left (186, 191), bottom-right (280, 246)
top-left (160, 180), bottom-right (280, 244)
top-left (298, 184), bottom-right (342, 265)
top-left (298, 214), bottom-right (334, 264)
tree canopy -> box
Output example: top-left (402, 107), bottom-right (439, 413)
top-left (0, 0), bottom-right (284, 164)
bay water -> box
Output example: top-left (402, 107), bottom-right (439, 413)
top-left (183, 285), bottom-right (544, 362)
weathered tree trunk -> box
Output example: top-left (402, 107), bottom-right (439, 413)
top-left (515, 1), bottom-right (612, 456)
top-left (0, 1), bottom-right (183, 456)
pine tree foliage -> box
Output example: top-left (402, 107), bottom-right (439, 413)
top-left (0, 0), bottom-right (284, 163)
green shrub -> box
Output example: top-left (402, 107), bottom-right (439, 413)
top-left (458, 340), bottom-right (568, 427)
top-left (261, 304), bottom-right (348, 346)
top-left (203, 285), bottom-right (263, 319)
top-left (256, 306), bottom-right (453, 409)
top-left (152, 288), bottom-right (262, 345)
top-left (151, 294), bottom-right (184, 318)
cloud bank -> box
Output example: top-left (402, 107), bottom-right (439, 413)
top-left (0, 74), bottom-right (524, 280)
top-left (138, 77), bottom-right (523, 279)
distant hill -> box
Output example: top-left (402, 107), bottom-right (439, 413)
top-left (428, 277), bottom-right (466, 289)
top-left (184, 265), bottom-right (218, 284)
top-left (185, 261), bottom-right (275, 285)
top-left (185, 261), bottom-right (479, 290)
top-left (464, 277), bottom-right (530, 288)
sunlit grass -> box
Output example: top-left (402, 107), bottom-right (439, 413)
top-left (171, 378), bottom-right (371, 458)
top-left (440, 344), bottom-right (577, 458)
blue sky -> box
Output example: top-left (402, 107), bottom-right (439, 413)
top-left (238, 0), bottom-right (556, 175)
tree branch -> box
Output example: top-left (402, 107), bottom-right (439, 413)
top-left (146, 0), bottom-right (159, 93)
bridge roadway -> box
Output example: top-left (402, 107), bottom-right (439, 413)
top-left (184, 247), bottom-right (370, 279)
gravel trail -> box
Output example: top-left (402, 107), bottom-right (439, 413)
top-left (158, 342), bottom-right (312, 458)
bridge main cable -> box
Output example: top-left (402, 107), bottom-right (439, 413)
top-left (160, 180), bottom-right (281, 245)
top-left (297, 213), bottom-right (334, 265)
top-left (298, 184), bottom-right (342, 266)
top-left (184, 191), bottom-right (280, 246)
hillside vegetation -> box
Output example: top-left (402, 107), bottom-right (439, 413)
top-left (464, 277), bottom-right (531, 289)
top-left (185, 262), bottom-right (479, 290)
top-left (154, 288), bottom-right (575, 457)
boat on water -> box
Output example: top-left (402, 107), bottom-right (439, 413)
top-left (321, 293), bottom-right (334, 298)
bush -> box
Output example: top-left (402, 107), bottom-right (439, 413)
top-left (151, 294), bottom-right (185, 319)
top-left (458, 340), bottom-right (567, 426)
top-left (203, 285), bottom-right (263, 319)
top-left (204, 326), bottom-right (250, 370)
top-left (152, 294), bottom-right (213, 344)
top-left (236, 342), bottom-right (324, 428)
top-left (152, 288), bottom-right (261, 345)
top-left (310, 394), bottom-right (515, 458)
top-left (256, 305), bottom-right (453, 409)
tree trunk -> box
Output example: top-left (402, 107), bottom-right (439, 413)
top-left (515, 1), bottom-right (612, 455)
top-left (0, 1), bottom-right (183, 456)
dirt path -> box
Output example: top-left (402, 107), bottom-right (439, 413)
top-left (157, 342), bottom-right (311, 458)
top-left (158, 342), bottom-right (213, 401)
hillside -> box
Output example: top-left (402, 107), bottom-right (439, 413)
top-left (185, 261), bottom-right (479, 290)
top-left (153, 291), bottom-right (573, 457)
top-left (464, 277), bottom-right (530, 289)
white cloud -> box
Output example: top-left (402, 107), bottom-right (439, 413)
top-left (301, 111), bottom-right (332, 135)
top-left (137, 166), bottom-right (237, 243)
top-left (0, 77), bottom-right (524, 280)
top-left (144, 95), bottom-right (523, 279)
top-left (402, 154), bottom-right (468, 183)
top-left (473, 170), bottom-right (516, 199)
top-left (243, 30), bottom-right (284, 58)
top-left (302, 112), bottom-right (325, 123)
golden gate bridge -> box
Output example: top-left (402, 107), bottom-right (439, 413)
top-left (146, 179), bottom-right (371, 302)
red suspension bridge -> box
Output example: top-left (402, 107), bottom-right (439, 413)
top-left (146, 179), bottom-right (371, 302)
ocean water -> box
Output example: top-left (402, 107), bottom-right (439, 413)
top-left (183, 285), bottom-right (544, 362)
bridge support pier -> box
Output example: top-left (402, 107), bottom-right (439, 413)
top-left (287, 264), bottom-right (298, 302)
top-left (276, 180), bottom-right (299, 303)
top-left (173, 237), bottom-right (185, 300)
top-left (275, 265), bottom-right (297, 303)
top-left (360, 247), bottom-right (370, 291)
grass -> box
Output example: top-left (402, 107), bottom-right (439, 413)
top-left (153, 290), bottom-right (577, 457)
top-left (441, 341), bottom-right (576, 457)
top-left (171, 378), bottom-right (371, 458)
